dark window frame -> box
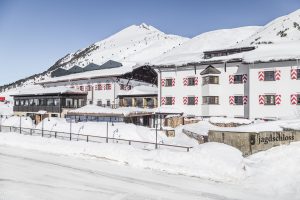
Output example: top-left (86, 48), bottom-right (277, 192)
top-left (233, 75), bottom-right (243, 84)
top-left (297, 69), bottom-right (300, 80)
top-left (264, 71), bottom-right (275, 81)
top-left (187, 77), bottom-right (196, 86)
top-left (265, 95), bottom-right (275, 105)
top-left (165, 79), bottom-right (173, 87)
top-left (165, 97), bottom-right (173, 105)
top-left (202, 96), bottom-right (219, 105)
top-left (202, 76), bottom-right (219, 85)
top-left (234, 96), bottom-right (243, 105)
top-left (187, 96), bottom-right (195, 105)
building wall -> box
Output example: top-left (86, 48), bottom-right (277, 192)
top-left (42, 77), bottom-right (151, 106)
top-left (158, 60), bottom-right (300, 119)
top-left (248, 60), bottom-right (300, 119)
top-left (159, 62), bottom-right (247, 117)
top-left (208, 130), bottom-right (300, 156)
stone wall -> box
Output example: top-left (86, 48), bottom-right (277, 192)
top-left (208, 130), bottom-right (300, 156)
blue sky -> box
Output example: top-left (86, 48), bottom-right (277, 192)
top-left (0, 0), bottom-right (299, 85)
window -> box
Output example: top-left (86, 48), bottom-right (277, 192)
top-left (97, 100), bottom-right (102, 106)
top-left (47, 99), bottom-right (54, 106)
top-left (15, 100), bottom-right (20, 106)
top-left (165, 97), bottom-right (172, 105)
top-left (106, 84), bottom-right (111, 90)
top-left (124, 98), bottom-right (133, 106)
top-left (54, 99), bottom-right (59, 106)
top-left (298, 94), bottom-right (300, 104)
top-left (165, 79), bottom-right (173, 87)
top-left (298, 69), bottom-right (300, 79)
top-left (187, 97), bottom-right (195, 105)
top-left (120, 84), bottom-right (125, 90)
top-left (233, 75), bottom-right (243, 84)
top-left (106, 100), bottom-right (111, 107)
top-left (80, 86), bottom-right (84, 91)
top-left (234, 96), bottom-right (243, 105)
top-left (34, 99), bottom-right (39, 106)
top-left (135, 97), bottom-right (143, 107)
top-left (29, 99), bottom-right (34, 106)
top-left (78, 99), bottom-right (85, 107)
top-left (24, 100), bottom-right (29, 106)
top-left (187, 77), bottom-right (196, 86)
top-left (66, 98), bottom-right (73, 107)
top-left (40, 99), bottom-right (46, 106)
top-left (264, 71), bottom-right (275, 81)
top-left (265, 95), bottom-right (275, 105)
top-left (74, 99), bottom-right (78, 108)
top-left (202, 76), bottom-right (219, 85)
top-left (20, 100), bottom-right (24, 106)
top-left (203, 96), bottom-right (219, 105)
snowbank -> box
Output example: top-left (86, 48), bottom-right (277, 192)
top-left (0, 132), bottom-right (245, 182)
top-left (209, 117), bottom-right (252, 125)
top-left (211, 118), bottom-right (300, 133)
top-left (244, 142), bottom-right (300, 199)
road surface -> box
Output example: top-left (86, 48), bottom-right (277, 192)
top-left (0, 145), bottom-right (264, 200)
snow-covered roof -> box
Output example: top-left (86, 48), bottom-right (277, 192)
top-left (68, 105), bottom-right (184, 116)
top-left (118, 85), bottom-right (158, 96)
top-left (38, 62), bottom-right (137, 84)
top-left (10, 86), bottom-right (86, 96)
top-left (68, 105), bottom-right (153, 117)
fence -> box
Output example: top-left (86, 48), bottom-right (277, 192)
top-left (0, 125), bottom-right (193, 152)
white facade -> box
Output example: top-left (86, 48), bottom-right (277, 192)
top-left (157, 60), bottom-right (300, 120)
top-left (40, 77), bottom-right (152, 106)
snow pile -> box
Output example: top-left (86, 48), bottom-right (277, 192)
top-left (0, 102), bottom-right (13, 116)
top-left (211, 118), bottom-right (300, 132)
top-left (0, 132), bottom-right (245, 181)
top-left (1, 116), bottom-right (34, 129)
top-left (68, 105), bottom-right (153, 116)
top-left (181, 120), bottom-right (214, 136)
top-left (11, 86), bottom-right (85, 96)
top-left (209, 117), bottom-right (253, 125)
top-left (244, 142), bottom-right (300, 199)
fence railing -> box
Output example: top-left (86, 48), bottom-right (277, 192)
top-left (0, 125), bottom-right (193, 152)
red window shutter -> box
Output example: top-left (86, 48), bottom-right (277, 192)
top-left (291, 94), bottom-right (297, 105)
top-left (161, 97), bottom-right (166, 105)
top-left (229, 75), bottom-right (234, 84)
top-left (161, 79), bottom-right (165, 87)
top-left (243, 96), bottom-right (248, 105)
top-left (99, 84), bottom-right (102, 90)
top-left (275, 94), bottom-right (281, 105)
top-left (291, 69), bottom-right (297, 80)
top-left (275, 70), bottom-right (281, 81)
top-left (229, 96), bottom-right (235, 105)
top-left (183, 78), bottom-right (188, 86)
top-left (195, 97), bottom-right (198, 105)
top-left (107, 84), bottom-right (111, 90)
top-left (172, 97), bottom-right (175, 105)
top-left (258, 71), bottom-right (264, 81)
top-left (242, 74), bottom-right (247, 83)
top-left (194, 77), bottom-right (198, 85)
top-left (183, 97), bottom-right (188, 105)
top-left (259, 95), bottom-right (265, 105)
top-left (172, 78), bottom-right (175, 86)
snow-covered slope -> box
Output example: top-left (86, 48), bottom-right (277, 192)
top-left (236, 9), bottom-right (300, 46)
top-left (151, 26), bottom-right (261, 65)
top-left (52, 23), bottom-right (188, 70)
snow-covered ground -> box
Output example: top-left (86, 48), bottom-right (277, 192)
top-left (0, 132), bottom-right (299, 199)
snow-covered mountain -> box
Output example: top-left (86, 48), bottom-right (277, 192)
top-left (54, 23), bottom-right (188, 70)
top-left (1, 9), bottom-right (300, 91)
top-left (151, 26), bottom-right (261, 65)
top-left (235, 9), bottom-right (300, 46)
